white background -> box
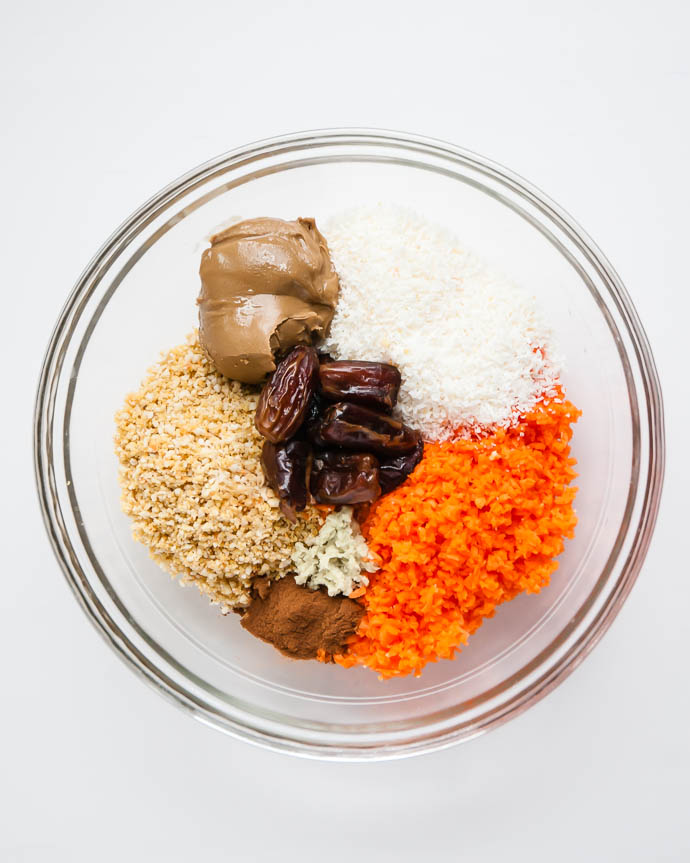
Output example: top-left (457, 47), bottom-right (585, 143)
top-left (2, 1), bottom-right (688, 860)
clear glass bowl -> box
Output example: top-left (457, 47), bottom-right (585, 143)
top-left (34, 130), bottom-right (664, 759)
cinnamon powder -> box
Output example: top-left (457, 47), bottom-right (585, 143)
top-left (240, 575), bottom-right (364, 659)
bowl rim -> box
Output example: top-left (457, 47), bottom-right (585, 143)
top-left (34, 128), bottom-right (665, 759)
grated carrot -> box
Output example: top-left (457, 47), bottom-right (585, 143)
top-left (333, 392), bottom-right (580, 678)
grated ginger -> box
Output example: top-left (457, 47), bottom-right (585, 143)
top-left (291, 508), bottom-right (378, 597)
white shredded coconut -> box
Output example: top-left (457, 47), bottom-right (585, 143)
top-left (324, 204), bottom-right (561, 440)
top-left (291, 507), bottom-right (378, 597)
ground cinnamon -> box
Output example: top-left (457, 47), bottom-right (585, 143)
top-left (240, 575), bottom-right (364, 659)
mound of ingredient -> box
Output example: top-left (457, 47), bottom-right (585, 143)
top-left (292, 507), bottom-right (379, 597)
top-left (114, 335), bottom-right (321, 611)
top-left (334, 392), bottom-right (579, 677)
top-left (324, 205), bottom-right (561, 439)
top-left (198, 217), bottom-right (339, 384)
top-left (254, 346), bottom-right (423, 518)
top-left (240, 575), bottom-right (365, 660)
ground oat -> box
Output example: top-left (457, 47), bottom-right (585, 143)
top-left (114, 333), bottom-right (321, 611)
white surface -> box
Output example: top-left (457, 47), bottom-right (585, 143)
top-left (1, 1), bottom-right (688, 860)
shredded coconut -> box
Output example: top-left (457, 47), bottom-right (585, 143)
top-left (324, 204), bottom-right (560, 440)
top-left (292, 507), bottom-right (378, 597)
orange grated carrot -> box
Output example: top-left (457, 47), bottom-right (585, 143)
top-left (333, 391), bottom-right (580, 679)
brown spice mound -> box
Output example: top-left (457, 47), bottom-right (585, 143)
top-left (241, 575), bottom-right (364, 659)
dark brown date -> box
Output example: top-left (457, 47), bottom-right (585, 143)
top-left (312, 402), bottom-right (420, 456)
top-left (310, 451), bottom-right (381, 505)
top-left (301, 391), bottom-right (327, 441)
top-left (260, 439), bottom-right (310, 521)
top-left (319, 361), bottom-right (401, 412)
top-left (378, 439), bottom-right (424, 495)
top-left (255, 346), bottom-right (319, 443)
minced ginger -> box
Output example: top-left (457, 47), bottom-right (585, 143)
top-left (291, 507), bottom-right (378, 597)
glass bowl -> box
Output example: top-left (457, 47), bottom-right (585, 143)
top-left (34, 130), bottom-right (664, 760)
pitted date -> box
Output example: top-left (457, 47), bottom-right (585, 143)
top-left (319, 361), bottom-right (401, 412)
top-left (255, 346), bottom-right (319, 443)
top-left (312, 402), bottom-right (420, 456)
top-left (310, 451), bottom-right (381, 505)
top-left (378, 439), bottom-right (424, 494)
top-left (260, 439), bottom-right (310, 521)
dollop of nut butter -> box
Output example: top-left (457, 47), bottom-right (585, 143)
top-left (197, 217), bottom-right (339, 384)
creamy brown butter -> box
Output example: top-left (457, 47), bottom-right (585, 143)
top-left (197, 217), bottom-right (339, 383)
